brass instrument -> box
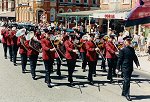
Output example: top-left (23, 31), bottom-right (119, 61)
top-left (29, 37), bottom-right (42, 53)
top-left (93, 39), bottom-right (106, 61)
top-left (49, 35), bottom-right (64, 63)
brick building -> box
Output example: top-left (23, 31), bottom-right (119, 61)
top-left (16, 0), bottom-right (100, 23)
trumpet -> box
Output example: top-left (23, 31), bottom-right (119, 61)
top-left (93, 43), bottom-right (106, 61)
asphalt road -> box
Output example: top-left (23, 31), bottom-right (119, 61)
top-left (0, 43), bottom-right (150, 102)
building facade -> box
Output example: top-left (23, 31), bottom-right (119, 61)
top-left (16, 0), bottom-right (100, 23)
top-left (0, 0), bottom-right (15, 13)
top-left (100, 0), bottom-right (137, 10)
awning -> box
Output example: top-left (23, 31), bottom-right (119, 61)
top-left (0, 11), bottom-right (15, 17)
top-left (57, 9), bottom-right (131, 19)
top-left (92, 9), bottom-right (130, 20)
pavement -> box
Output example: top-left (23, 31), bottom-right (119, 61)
top-left (0, 43), bottom-right (150, 102)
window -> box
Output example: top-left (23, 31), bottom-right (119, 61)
top-left (59, 8), bottom-right (64, 21)
top-left (110, 0), bottom-right (120, 2)
top-left (76, 0), bottom-right (80, 3)
top-left (59, 0), bottom-right (63, 2)
top-left (103, 0), bottom-right (109, 4)
top-left (67, 9), bottom-right (72, 12)
top-left (68, 0), bottom-right (72, 2)
top-left (50, 0), bottom-right (56, 2)
top-left (84, 0), bottom-right (88, 3)
top-left (50, 8), bottom-right (55, 21)
top-left (123, 0), bottom-right (130, 4)
top-left (93, 0), bottom-right (96, 4)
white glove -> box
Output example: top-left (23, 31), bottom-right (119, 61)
top-left (115, 69), bottom-right (119, 74)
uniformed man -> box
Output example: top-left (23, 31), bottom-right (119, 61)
top-left (85, 34), bottom-right (98, 85)
top-left (17, 34), bottom-right (27, 73)
top-left (25, 31), bottom-right (39, 80)
top-left (1, 25), bottom-right (8, 59)
top-left (64, 33), bottom-right (77, 86)
top-left (105, 35), bottom-right (118, 83)
top-left (41, 31), bottom-right (55, 88)
top-left (116, 36), bottom-right (140, 101)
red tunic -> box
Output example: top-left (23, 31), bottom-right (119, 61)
top-left (17, 36), bottom-right (27, 54)
top-left (1, 29), bottom-right (7, 44)
top-left (11, 30), bottom-right (17, 45)
top-left (24, 40), bottom-right (39, 57)
top-left (105, 41), bottom-right (117, 59)
top-left (6, 30), bottom-right (14, 46)
top-left (79, 39), bottom-right (86, 53)
top-left (85, 41), bottom-right (97, 61)
top-left (41, 38), bottom-right (55, 60)
top-left (64, 40), bottom-right (77, 60)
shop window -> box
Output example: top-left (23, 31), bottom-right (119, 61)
top-left (76, 0), bottom-right (80, 3)
top-left (84, 0), bottom-right (88, 3)
top-left (59, 0), bottom-right (63, 2)
top-left (123, 0), bottom-right (130, 4)
top-left (93, 0), bottom-right (96, 4)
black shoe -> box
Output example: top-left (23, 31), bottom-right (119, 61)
top-left (110, 79), bottom-right (113, 84)
top-left (93, 74), bottom-right (96, 77)
top-left (69, 82), bottom-right (75, 87)
top-left (5, 57), bottom-right (7, 59)
top-left (10, 60), bottom-right (13, 62)
top-left (83, 69), bottom-right (87, 72)
top-left (125, 96), bottom-right (132, 101)
top-left (22, 71), bottom-right (25, 74)
top-left (89, 81), bottom-right (94, 85)
top-left (57, 72), bottom-right (61, 76)
top-left (14, 63), bottom-right (17, 66)
top-left (47, 83), bottom-right (54, 88)
top-left (32, 77), bottom-right (36, 80)
top-left (102, 69), bottom-right (107, 72)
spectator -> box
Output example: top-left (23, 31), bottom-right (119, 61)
top-left (139, 32), bottom-right (146, 56)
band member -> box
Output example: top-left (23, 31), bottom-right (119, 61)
top-left (17, 34), bottom-right (27, 73)
top-left (64, 33), bottom-right (77, 86)
top-left (41, 31), bottom-right (55, 88)
top-left (85, 34), bottom-right (98, 85)
top-left (54, 37), bottom-right (65, 77)
top-left (1, 25), bottom-right (8, 59)
top-left (6, 27), bottom-right (13, 62)
top-left (79, 35), bottom-right (87, 72)
top-left (116, 36), bottom-right (140, 101)
top-left (25, 31), bottom-right (39, 80)
top-left (105, 35), bottom-right (118, 83)
top-left (99, 36), bottom-right (107, 72)
top-left (11, 27), bottom-right (18, 66)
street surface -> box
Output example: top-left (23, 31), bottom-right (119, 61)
top-left (0, 44), bottom-right (150, 102)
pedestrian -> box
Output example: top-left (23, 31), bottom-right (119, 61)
top-left (139, 32), bottom-right (146, 56)
top-left (116, 36), bottom-right (141, 101)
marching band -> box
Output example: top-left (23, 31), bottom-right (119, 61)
top-left (1, 23), bottom-right (141, 101)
